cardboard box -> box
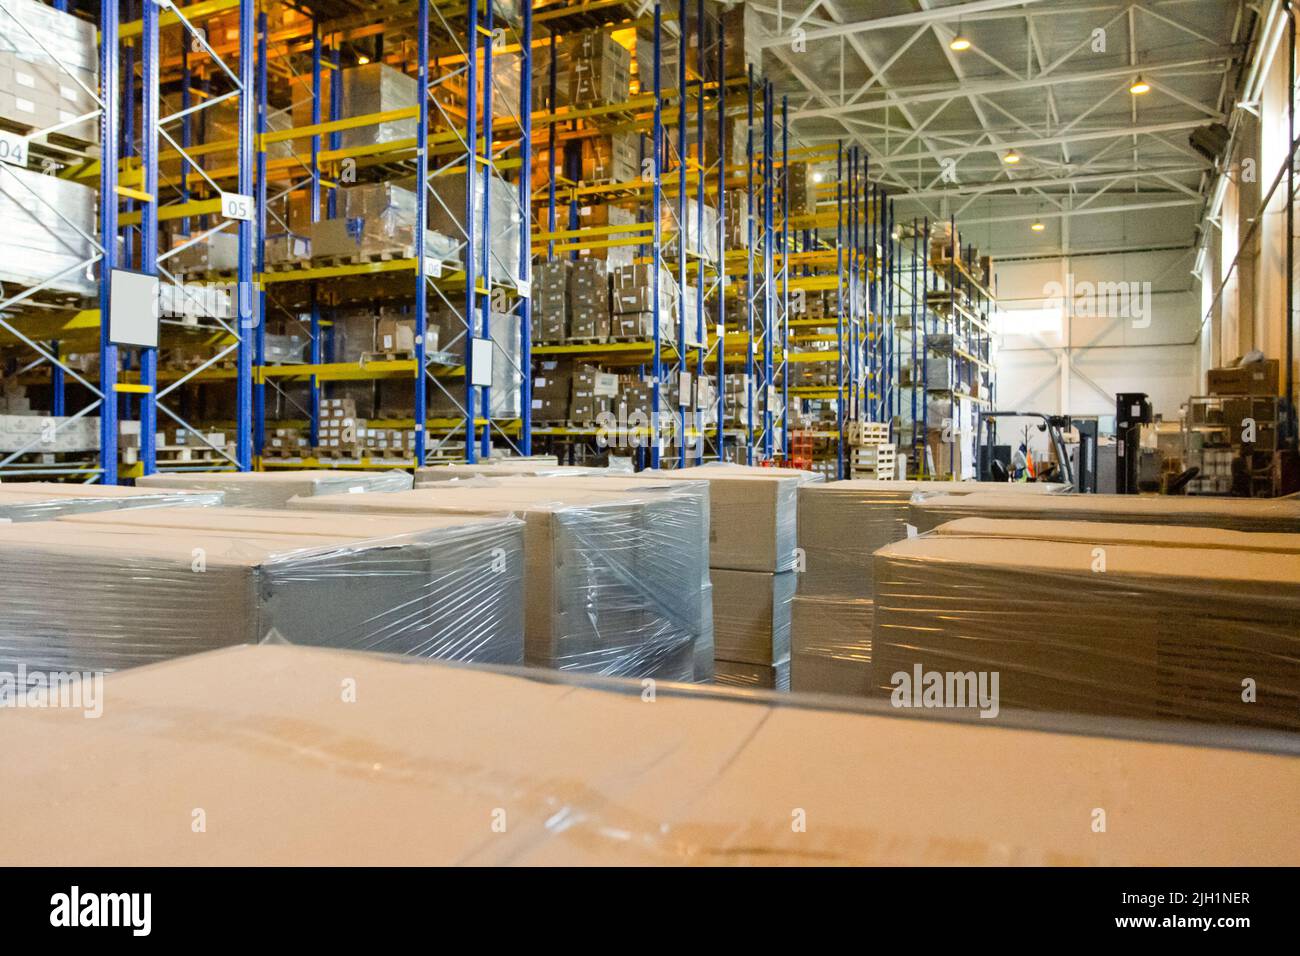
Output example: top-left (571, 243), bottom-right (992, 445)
top-left (135, 470), bottom-right (412, 508)
top-left (711, 569), bottom-right (795, 666)
top-left (790, 595), bottom-right (874, 696)
top-left (873, 525), bottom-right (1300, 731)
top-left (1207, 359), bottom-right (1280, 396)
top-left (4, 642), bottom-right (1300, 865)
top-left (0, 510), bottom-right (524, 674)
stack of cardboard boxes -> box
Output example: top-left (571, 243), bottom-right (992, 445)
top-left (642, 465), bottom-right (817, 689)
top-left (567, 259), bottom-right (612, 340)
top-left (315, 397), bottom-right (364, 457)
top-left (610, 263), bottom-right (676, 340)
top-left (265, 427), bottom-right (311, 459)
top-left (532, 262), bottom-right (568, 343)
top-left (568, 29), bottom-right (631, 107)
top-left (581, 132), bottom-right (641, 184)
top-left (0, 0), bottom-right (99, 148)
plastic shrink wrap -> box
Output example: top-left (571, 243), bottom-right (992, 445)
top-left (790, 479), bottom-right (1067, 695)
top-left (909, 490), bottom-right (1300, 534)
top-left (0, 508), bottom-right (524, 674)
top-left (485, 474), bottom-right (714, 682)
top-left (415, 462), bottom-right (613, 484)
top-left (713, 659), bottom-right (790, 691)
top-left (134, 469), bottom-right (413, 507)
top-left (4, 643), bottom-right (1300, 865)
top-left (871, 521), bottom-right (1300, 731)
top-left (287, 483), bottom-right (708, 681)
top-left (0, 482), bottom-right (222, 521)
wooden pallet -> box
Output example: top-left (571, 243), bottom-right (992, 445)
top-left (360, 350), bottom-right (416, 364)
top-left (313, 446), bottom-right (364, 459)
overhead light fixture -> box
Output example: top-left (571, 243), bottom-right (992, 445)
top-left (1031, 220), bottom-right (1046, 232)
top-left (1003, 150), bottom-right (1022, 164)
top-left (1129, 75), bottom-right (1150, 95)
top-left (950, 35), bottom-right (972, 51)
top-left (357, 54), bottom-right (371, 65)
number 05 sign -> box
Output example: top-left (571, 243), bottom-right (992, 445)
top-left (220, 191), bottom-right (254, 221)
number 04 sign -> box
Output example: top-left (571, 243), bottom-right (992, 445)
top-left (220, 191), bottom-right (254, 221)
top-left (0, 130), bottom-right (29, 168)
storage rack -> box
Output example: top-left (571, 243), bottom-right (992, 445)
top-left (900, 214), bottom-right (997, 479)
top-left (0, 1), bottom-right (993, 481)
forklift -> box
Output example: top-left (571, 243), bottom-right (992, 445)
top-left (975, 411), bottom-right (1083, 489)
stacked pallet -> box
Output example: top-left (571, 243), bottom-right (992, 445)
top-left (135, 469), bottom-right (412, 508)
top-left (909, 491), bottom-right (1300, 535)
top-left (790, 479), bottom-right (1070, 697)
top-left (871, 519), bottom-right (1300, 731)
top-left (639, 463), bottom-right (821, 690)
top-left (0, 508), bottom-right (525, 675)
top-left (5, 642), bottom-right (1299, 865)
top-left (287, 481), bottom-right (711, 682)
top-left (0, 482), bottom-right (222, 521)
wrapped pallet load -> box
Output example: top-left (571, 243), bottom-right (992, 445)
top-left (287, 482), bottom-right (709, 681)
top-left (4, 642), bottom-right (1299, 865)
top-left (639, 463), bottom-right (820, 690)
top-left (134, 469), bottom-right (413, 508)
top-left (0, 482), bottom-right (222, 521)
top-left (480, 474), bottom-right (714, 681)
top-left (909, 491), bottom-right (1300, 534)
top-left (871, 519), bottom-right (1300, 731)
top-left (791, 479), bottom-right (1069, 696)
top-left (0, 508), bottom-right (524, 675)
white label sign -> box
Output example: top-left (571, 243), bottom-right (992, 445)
top-left (0, 130), bottom-right (29, 168)
top-left (423, 256), bottom-right (443, 278)
top-left (220, 191), bottom-right (254, 221)
top-left (515, 277), bottom-right (531, 298)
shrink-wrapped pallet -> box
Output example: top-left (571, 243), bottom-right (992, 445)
top-left (135, 469), bottom-right (412, 508)
top-left (0, 509), bottom-right (525, 674)
top-left (0, 482), bottom-right (221, 521)
top-left (871, 524), bottom-right (1300, 731)
top-left (288, 483), bottom-right (707, 680)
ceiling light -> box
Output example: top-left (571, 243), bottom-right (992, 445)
top-left (949, 35), bottom-right (972, 51)
top-left (1031, 220), bottom-right (1046, 232)
top-left (812, 172), bottom-right (825, 183)
top-left (1003, 150), bottom-right (1022, 164)
top-left (1129, 75), bottom-right (1150, 95)
top-left (357, 55), bottom-right (371, 65)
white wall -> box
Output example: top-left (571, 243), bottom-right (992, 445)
top-left (993, 245), bottom-right (1201, 423)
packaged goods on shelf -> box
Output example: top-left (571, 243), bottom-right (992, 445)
top-left (0, 0), bottom-right (98, 147)
top-left (426, 171), bottom-right (521, 282)
top-left (263, 333), bottom-right (308, 365)
top-left (309, 182), bottom-right (435, 260)
top-left (135, 468), bottom-right (413, 508)
top-left (1206, 359), bottom-right (1280, 396)
top-left (871, 524), bottom-right (1300, 731)
top-left (290, 63), bottom-right (416, 151)
top-left (610, 262), bottom-right (674, 317)
top-left (531, 38), bottom-right (571, 110)
top-left (288, 483), bottom-right (708, 681)
top-left (570, 362), bottom-right (618, 424)
top-left (786, 162), bottom-right (814, 217)
top-left (567, 258), bottom-right (611, 340)
top-left (566, 28), bottom-right (631, 107)
top-left (263, 232), bottom-right (311, 267)
top-left (0, 413), bottom-right (98, 453)
top-left (721, 2), bottom-right (763, 78)
top-left (0, 482), bottom-right (222, 522)
top-left (167, 228), bottom-right (245, 276)
top-left (0, 166), bottom-right (96, 295)
top-left (8, 641), bottom-right (1300, 866)
top-left (532, 261), bottom-right (568, 342)
top-left (581, 132), bottom-right (641, 183)
top-left (909, 490), bottom-right (1300, 534)
top-left (530, 359), bottom-right (573, 421)
top-left (568, 201), bottom-right (638, 268)
top-left (264, 426), bottom-right (310, 459)
top-left (486, 311), bottom-right (523, 418)
top-left (661, 198), bottom-right (720, 262)
top-left (714, 659), bottom-right (790, 691)
top-left (0, 509), bottom-right (525, 674)
top-left (374, 315), bottom-right (438, 356)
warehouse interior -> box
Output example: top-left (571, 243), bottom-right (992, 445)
top-left (0, 0), bottom-right (1298, 870)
